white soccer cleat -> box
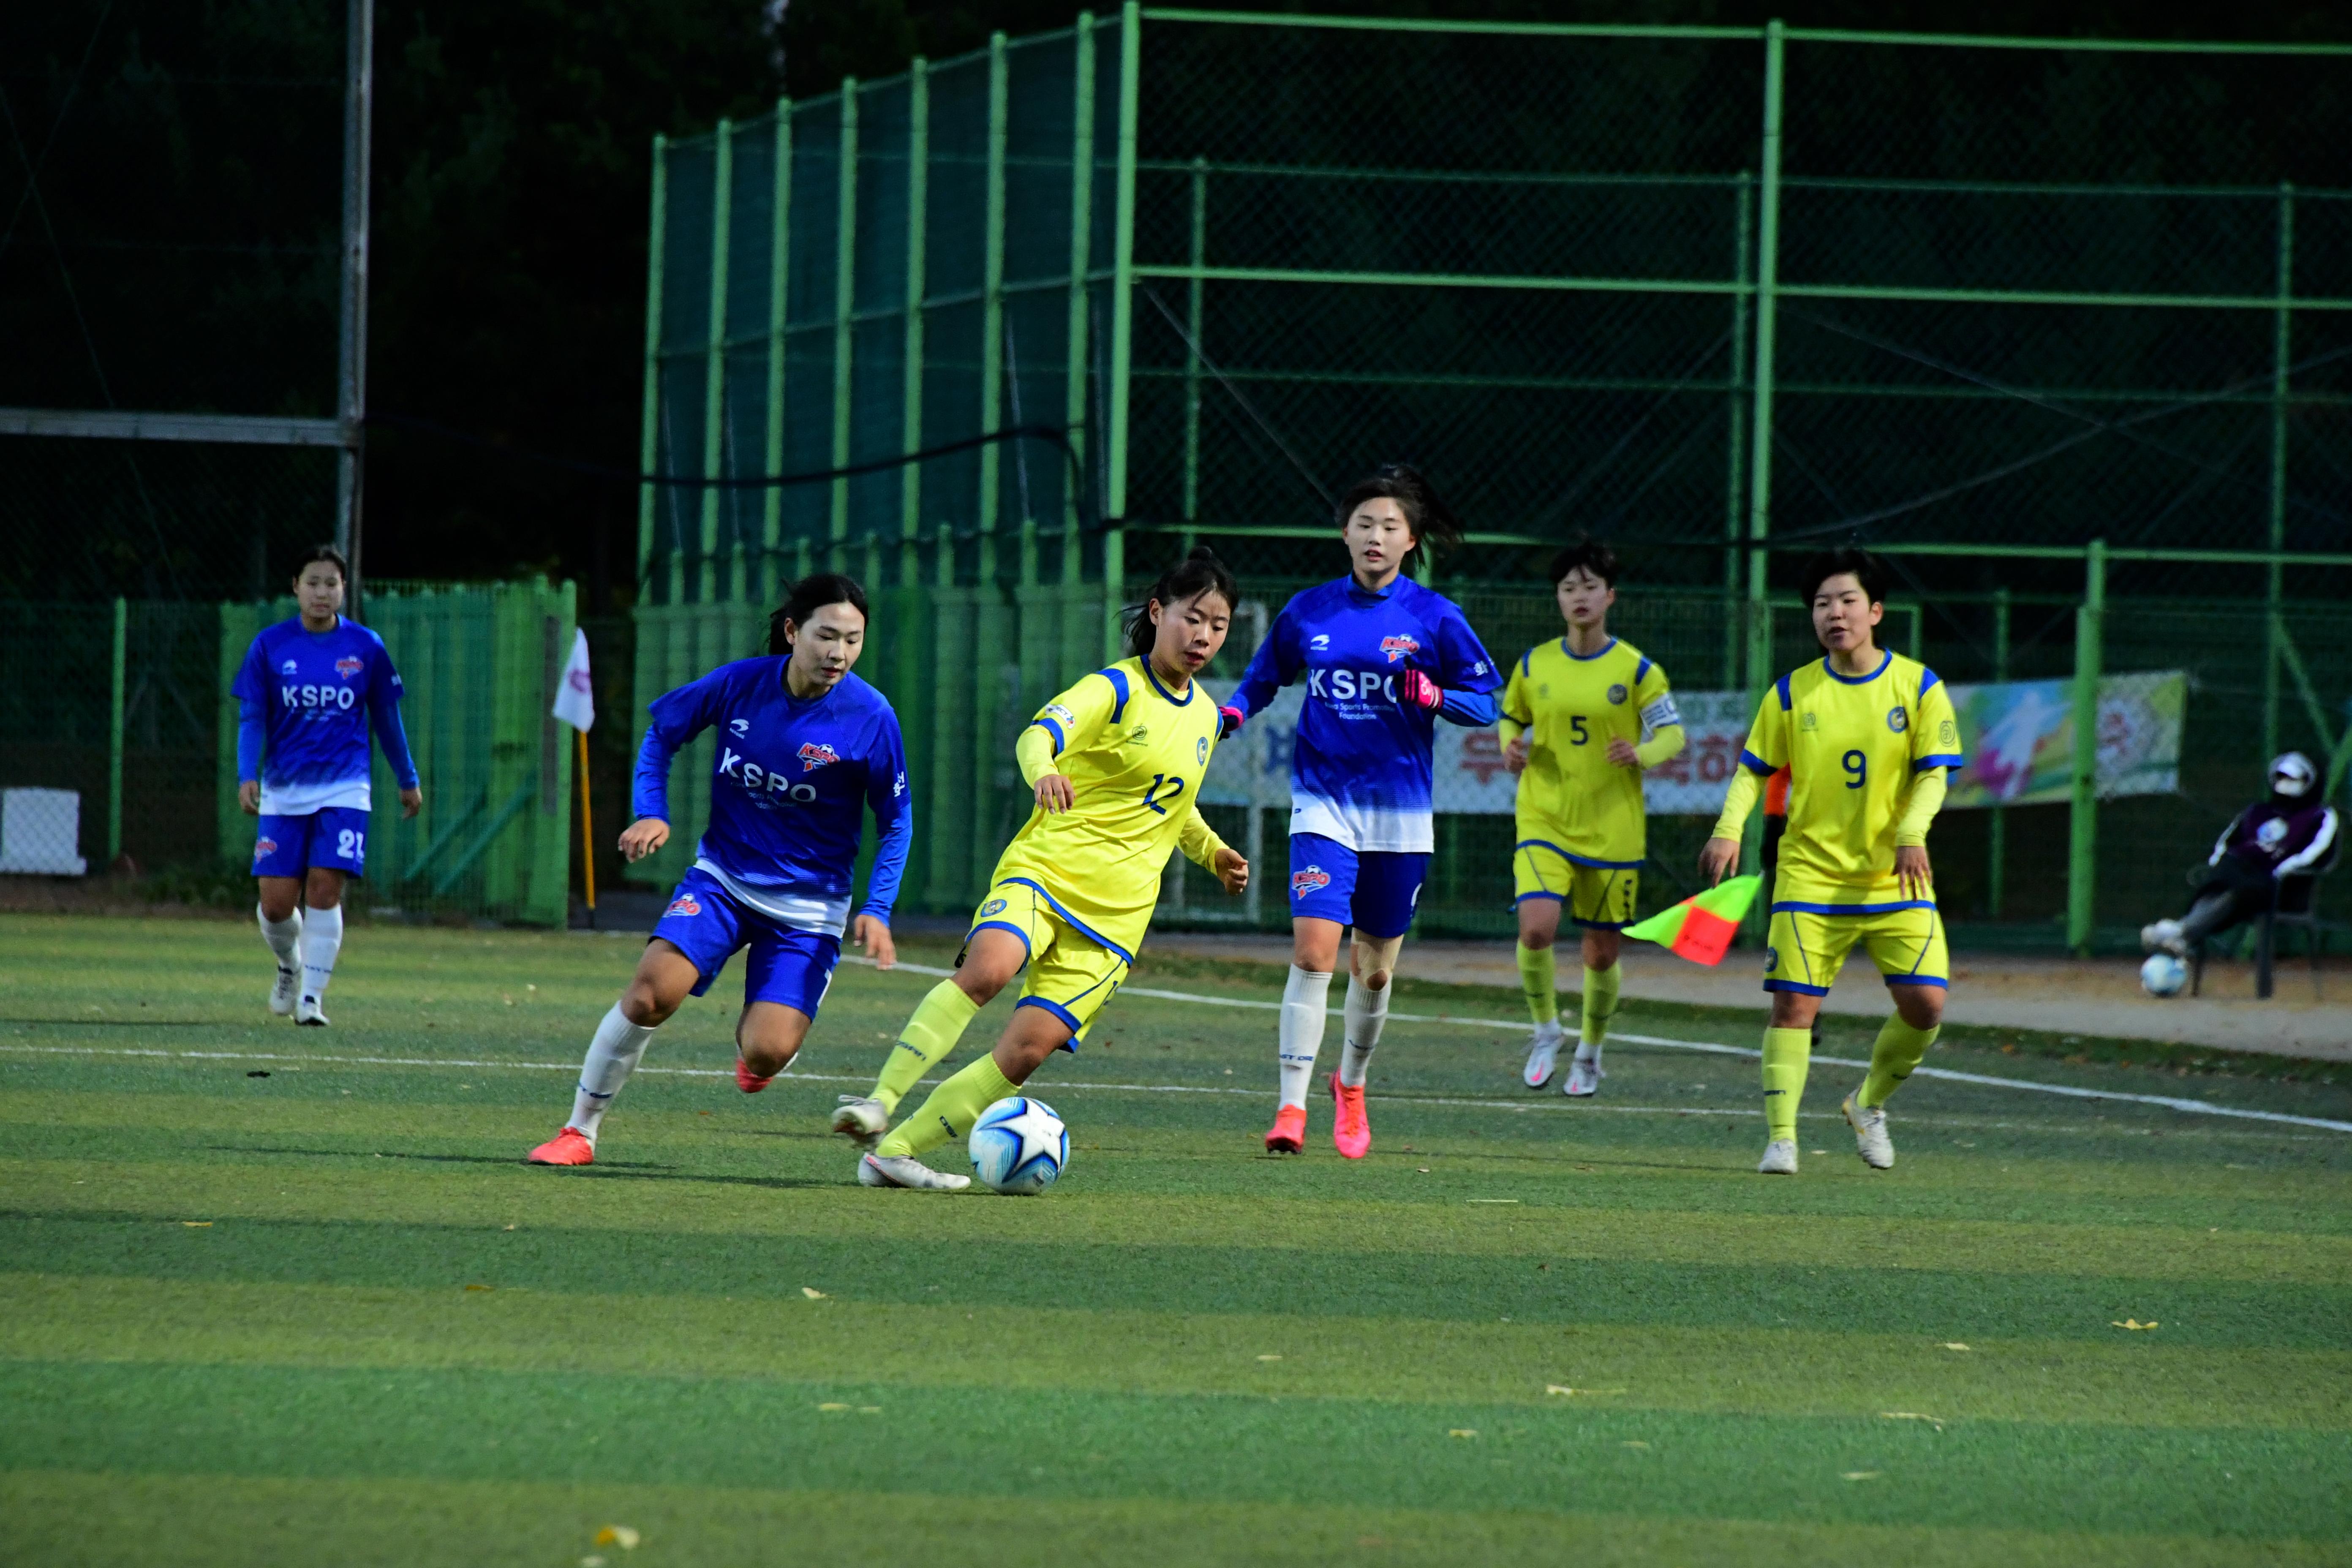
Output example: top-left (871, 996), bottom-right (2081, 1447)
top-left (1564, 1052), bottom-right (1604, 1098)
top-left (830, 1094), bottom-right (888, 1148)
top-left (2140, 918), bottom-right (2188, 958)
top-left (857, 1152), bottom-right (969, 1191)
top-left (1842, 1091), bottom-right (1895, 1169)
top-left (1756, 1139), bottom-right (1799, 1176)
top-left (269, 964), bottom-right (299, 1017)
top-left (294, 995), bottom-right (330, 1027)
top-left (1522, 1021), bottom-right (1563, 1089)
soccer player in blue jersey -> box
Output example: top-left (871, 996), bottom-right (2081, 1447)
top-left (524, 574), bottom-right (911, 1168)
top-left (1223, 465), bottom-right (1503, 1159)
top-left (233, 546), bottom-right (422, 1025)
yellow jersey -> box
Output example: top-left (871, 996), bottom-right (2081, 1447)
top-left (1736, 649), bottom-right (1964, 910)
top-left (1500, 635), bottom-right (1678, 866)
top-left (990, 657), bottom-right (1229, 958)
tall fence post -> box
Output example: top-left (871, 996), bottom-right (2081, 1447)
top-left (107, 596), bottom-right (126, 865)
top-left (1743, 19), bottom-right (1783, 710)
top-left (1181, 155), bottom-right (1209, 531)
top-left (698, 121), bottom-right (735, 604)
top-left (762, 102), bottom-right (794, 604)
top-left (1987, 585), bottom-right (2009, 918)
top-left (2264, 181), bottom-right (2294, 761)
top-left (1723, 169), bottom-right (1753, 689)
top-left (2067, 539), bottom-right (2106, 956)
top-left (636, 135), bottom-right (669, 601)
top-left (900, 64), bottom-right (929, 587)
top-left (1104, 0), bottom-right (1142, 657)
top-left (1062, 16), bottom-right (1097, 586)
top-left (977, 38), bottom-right (1009, 587)
top-left (829, 84), bottom-right (861, 572)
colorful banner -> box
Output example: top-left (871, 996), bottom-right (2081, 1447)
top-left (1200, 671), bottom-right (2187, 818)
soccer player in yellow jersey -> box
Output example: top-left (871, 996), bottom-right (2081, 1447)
top-left (832, 548), bottom-right (1251, 1189)
top-left (1500, 536), bottom-right (1685, 1096)
top-left (1700, 549), bottom-right (1965, 1176)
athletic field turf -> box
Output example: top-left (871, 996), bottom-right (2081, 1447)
top-left (5, 912), bottom-right (2349, 1566)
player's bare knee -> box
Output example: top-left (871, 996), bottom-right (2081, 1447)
top-left (952, 967), bottom-right (1009, 1007)
top-left (1769, 992), bottom-right (1819, 1030)
top-left (1894, 987), bottom-right (1944, 1030)
top-left (257, 885), bottom-right (299, 923)
top-left (1583, 929), bottom-right (1621, 969)
top-left (620, 981), bottom-right (675, 1028)
top-left (304, 871), bottom-right (343, 911)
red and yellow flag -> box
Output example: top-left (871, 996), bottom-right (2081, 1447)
top-left (1624, 875), bottom-right (1761, 967)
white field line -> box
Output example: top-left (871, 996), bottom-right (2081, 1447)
top-left (853, 957), bottom-right (2352, 1136)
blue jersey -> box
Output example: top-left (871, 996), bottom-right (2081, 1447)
top-left (635, 659), bottom-right (912, 933)
top-left (232, 616), bottom-right (418, 816)
top-left (1230, 576), bottom-right (1502, 852)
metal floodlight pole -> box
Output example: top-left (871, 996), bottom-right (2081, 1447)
top-left (336, 0), bottom-right (375, 615)
top-left (1105, 0), bottom-right (1143, 658)
top-left (637, 136), bottom-right (669, 601)
top-left (2066, 539), bottom-right (2107, 956)
top-left (829, 85), bottom-right (861, 571)
top-left (700, 121), bottom-right (735, 603)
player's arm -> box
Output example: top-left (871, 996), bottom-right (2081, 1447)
top-left (1021, 673), bottom-right (1118, 811)
top-left (231, 639), bottom-right (270, 814)
top-left (2271, 807), bottom-right (2339, 879)
top-left (1499, 649), bottom-right (1535, 774)
top-left (1221, 607), bottom-right (1297, 736)
top-left (1617, 662), bottom-right (1685, 771)
top-left (1699, 688), bottom-right (1786, 882)
top-left (623, 672), bottom-right (723, 860)
top-left (1892, 675), bottom-right (1963, 897)
top-left (365, 650), bottom-right (424, 817)
top-left (1405, 609), bottom-right (1502, 726)
top-left (1178, 804), bottom-right (1249, 894)
top-left (854, 713), bottom-right (914, 969)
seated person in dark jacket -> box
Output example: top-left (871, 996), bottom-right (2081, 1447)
top-left (2142, 751), bottom-right (2338, 958)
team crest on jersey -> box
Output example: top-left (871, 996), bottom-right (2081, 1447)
top-left (1291, 866), bottom-right (1331, 898)
top-left (978, 897), bottom-right (1009, 917)
top-left (252, 838), bottom-right (278, 860)
top-left (664, 894), bottom-right (703, 918)
top-left (797, 741), bottom-right (843, 772)
top-left (1800, 712), bottom-right (1818, 731)
top-left (1764, 945), bottom-right (1780, 973)
top-left (1887, 706), bottom-right (1908, 733)
top-left (1606, 683), bottom-right (1628, 705)
top-left (1377, 634), bottom-right (1421, 664)
top-left (1939, 718), bottom-right (1956, 745)
top-left (1127, 725), bottom-right (1149, 745)
top-left (334, 656), bottom-right (365, 678)
top-left (1196, 735), bottom-right (1209, 764)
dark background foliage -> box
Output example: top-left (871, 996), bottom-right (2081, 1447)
top-left (3, 0), bottom-right (2345, 608)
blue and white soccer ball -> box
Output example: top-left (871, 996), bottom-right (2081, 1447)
top-left (969, 1096), bottom-right (1069, 1195)
top-left (2140, 953), bottom-right (2188, 998)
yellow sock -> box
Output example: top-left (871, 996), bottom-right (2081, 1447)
top-left (1579, 961), bottom-right (1621, 1049)
top-left (1761, 1026), bottom-right (1812, 1143)
top-left (872, 980), bottom-right (980, 1114)
top-left (876, 1051), bottom-right (1020, 1159)
top-left (1861, 1016), bottom-right (1939, 1108)
top-left (1516, 942), bottom-right (1557, 1026)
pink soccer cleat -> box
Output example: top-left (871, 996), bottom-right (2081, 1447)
top-left (525, 1127), bottom-right (595, 1166)
top-left (1330, 1073), bottom-right (1371, 1160)
top-left (735, 1057), bottom-right (774, 1094)
top-left (1264, 1103), bottom-right (1306, 1154)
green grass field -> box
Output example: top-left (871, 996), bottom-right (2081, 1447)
top-left (5, 911), bottom-right (2350, 1566)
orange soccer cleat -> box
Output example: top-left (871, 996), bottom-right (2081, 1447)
top-left (1264, 1103), bottom-right (1307, 1154)
top-left (525, 1127), bottom-right (595, 1166)
top-left (735, 1057), bottom-right (774, 1094)
top-left (1330, 1073), bottom-right (1371, 1160)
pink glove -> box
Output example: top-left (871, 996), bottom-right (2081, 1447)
top-left (1217, 705), bottom-right (1246, 740)
top-left (1398, 670), bottom-right (1441, 710)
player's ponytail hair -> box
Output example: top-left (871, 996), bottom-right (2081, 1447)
top-left (1335, 462), bottom-right (1465, 566)
top-left (1123, 545), bottom-right (1239, 662)
top-left (768, 572), bottom-right (870, 655)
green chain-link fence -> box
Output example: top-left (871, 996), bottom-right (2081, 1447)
top-left (637, 10), bottom-right (2352, 950)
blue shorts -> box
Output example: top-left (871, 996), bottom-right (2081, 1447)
top-left (652, 868), bottom-right (842, 1016)
top-left (1286, 833), bottom-right (1428, 939)
top-left (253, 808), bottom-right (371, 879)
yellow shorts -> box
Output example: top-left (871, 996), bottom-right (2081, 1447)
top-left (1513, 839), bottom-right (1640, 931)
top-left (1762, 904), bottom-right (1948, 996)
top-left (965, 878), bottom-right (1131, 1048)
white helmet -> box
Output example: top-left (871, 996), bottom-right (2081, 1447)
top-left (2270, 751), bottom-right (2316, 799)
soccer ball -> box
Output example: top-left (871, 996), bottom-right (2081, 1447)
top-left (2140, 953), bottom-right (2188, 998)
top-left (969, 1096), bottom-right (1069, 1195)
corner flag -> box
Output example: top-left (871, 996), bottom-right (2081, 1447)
top-left (551, 629), bottom-right (595, 732)
top-left (1624, 875), bottom-right (1761, 967)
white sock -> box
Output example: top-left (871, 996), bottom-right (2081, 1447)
top-left (1338, 975), bottom-right (1389, 1089)
top-left (258, 904), bottom-right (302, 968)
top-left (299, 904), bottom-right (343, 1002)
top-left (1277, 965), bottom-right (1333, 1109)
top-left (571, 1003), bottom-right (659, 1141)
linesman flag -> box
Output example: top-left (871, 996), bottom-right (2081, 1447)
top-left (1625, 875), bottom-right (1761, 967)
top-left (551, 629), bottom-right (595, 731)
